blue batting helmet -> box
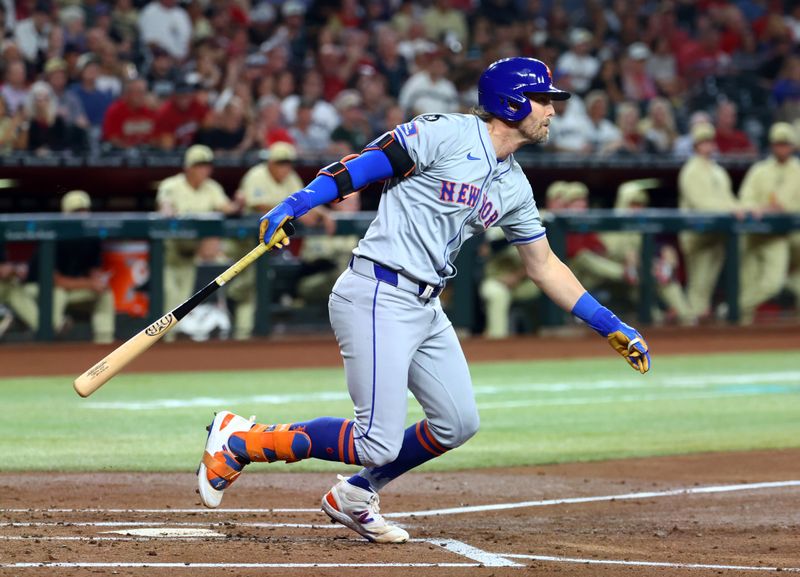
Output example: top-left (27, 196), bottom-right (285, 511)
top-left (478, 57), bottom-right (570, 122)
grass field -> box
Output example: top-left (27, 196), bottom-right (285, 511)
top-left (2, 351), bottom-right (799, 472)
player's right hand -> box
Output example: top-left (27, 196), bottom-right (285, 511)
top-left (258, 201), bottom-right (294, 249)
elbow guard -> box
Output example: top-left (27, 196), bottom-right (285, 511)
top-left (317, 133), bottom-right (416, 202)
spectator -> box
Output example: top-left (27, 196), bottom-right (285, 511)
top-left (195, 95), bottom-right (255, 153)
top-left (0, 59), bottom-right (29, 114)
top-left (678, 123), bottom-right (742, 320)
top-left (738, 122), bottom-right (800, 324)
top-left (255, 95), bottom-right (293, 148)
top-left (714, 100), bottom-right (756, 156)
top-left (640, 97), bottom-right (678, 154)
top-left (621, 42), bottom-right (657, 103)
top-left (555, 28), bottom-right (599, 96)
top-left (22, 81), bottom-right (72, 152)
top-left (615, 101), bottom-right (644, 155)
top-left (59, 5), bottom-right (87, 53)
top-left (69, 53), bottom-right (114, 138)
top-left (281, 70), bottom-right (340, 135)
top-left (14, 0), bottom-right (51, 64)
top-left (548, 94), bottom-right (592, 153)
top-left (26, 190), bottom-right (115, 343)
top-left (0, 95), bottom-right (25, 151)
top-left (673, 110), bottom-right (712, 158)
top-left (647, 36), bottom-right (681, 98)
top-left (143, 46), bottom-right (179, 103)
top-left (289, 99), bottom-right (332, 156)
top-left (110, 0), bottom-right (139, 47)
top-left (154, 74), bottom-right (209, 150)
top-left (44, 57), bottom-right (88, 132)
top-left (587, 57), bottom-right (625, 106)
top-left (772, 55), bottom-right (800, 123)
top-left (357, 71), bottom-right (392, 136)
top-left (138, 0), bottom-right (192, 61)
top-left (582, 90), bottom-right (622, 155)
top-left (375, 27), bottom-right (409, 98)
top-left (422, 0), bottom-right (468, 45)
top-left (102, 77), bottom-right (157, 149)
top-left (330, 89), bottom-right (371, 155)
top-left (398, 51), bottom-right (459, 116)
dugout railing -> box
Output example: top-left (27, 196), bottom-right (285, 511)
top-left (1, 211), bottom-right (798, 341)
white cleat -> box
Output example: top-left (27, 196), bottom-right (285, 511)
top-left (197, 411), bottom-right (254, 509)
top-left (321, 475), bottom-right (409, 544)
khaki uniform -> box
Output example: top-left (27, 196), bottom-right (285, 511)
top-left (478, 227), bottom-right (540, 338)
top-left (678, 155), bottom-right (740, 317)
top-left (156, 173), bottom-right (231, 315)
top-left (738, 156), bottom-right (800, 323)
top-left (226, 164), bottom-right (304, 340)
top-left (0, 277), bottom-right (38, 332)
top-left (600, 181), bottom-right (695, 325)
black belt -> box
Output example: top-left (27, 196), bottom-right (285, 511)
top-left (349, 255), bottom-right (444, 299)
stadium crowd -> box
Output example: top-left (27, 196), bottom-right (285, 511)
top-left (0, 0), bottom-right (798, 158)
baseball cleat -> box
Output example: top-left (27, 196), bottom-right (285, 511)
top-left (197, 411), bottom-right (254, 508)
top-left (321, 475), bottom-right (409, 544)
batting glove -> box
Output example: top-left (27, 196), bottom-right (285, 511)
top-left (572, 292), bottom-right (651, 374)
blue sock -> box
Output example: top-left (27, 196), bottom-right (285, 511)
top-left (290, 417), bottom-right (361, 465)
top-left (349, 420), bottom-right (447, 492)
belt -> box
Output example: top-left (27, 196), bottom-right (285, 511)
top-left (349, 255), bottom-right (444, 299)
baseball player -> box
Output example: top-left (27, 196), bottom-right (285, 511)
top-left (197, 58), bottom-right (651, 544)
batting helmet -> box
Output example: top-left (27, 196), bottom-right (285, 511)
top-left (478, 57), bottom-right (570, 122)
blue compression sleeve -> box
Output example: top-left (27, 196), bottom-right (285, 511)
top-left (571, 291), bottom-right (622, 337)
top-left (283, 149), bottom-right (395, 219)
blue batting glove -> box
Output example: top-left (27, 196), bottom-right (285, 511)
top-left (258, 202), bottom-right (294, 249)
top-left (573, 292), bottom-right (651, 374)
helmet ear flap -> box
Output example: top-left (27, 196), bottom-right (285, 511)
top-left (497, 92), bottom-right (531, 122)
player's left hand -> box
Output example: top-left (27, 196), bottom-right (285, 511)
top-left (258, 202), bottom-right (294, 250)
top-left (606, 324), bottom-right (650, 374)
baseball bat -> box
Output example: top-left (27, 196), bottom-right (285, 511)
top-left (73, 223), bottom-right (295, 398)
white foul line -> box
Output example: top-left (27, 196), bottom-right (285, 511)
top-left (504, 553), bottom-right (800, 573)
top-left (0, 562), bottom-right (480, 569)
top-left (0, 507), bottom-right (318, 514)
top-left (386, 480), bottom-right (800, 517)
top-left (1, 521), bottom-right (341, 529)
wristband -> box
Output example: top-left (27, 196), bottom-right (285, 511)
top-left (572, 291), bottom-right (621, 337)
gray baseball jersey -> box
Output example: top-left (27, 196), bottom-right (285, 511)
top-left (354, 113), bottom-right (546, 286)
top-left (330, 112), bottom-right (546, 476)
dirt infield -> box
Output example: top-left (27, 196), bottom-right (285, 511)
top-left (1, 450), bottom-right (799, 576)
top-left (2, 324), bottom-right (800, 377)
top-left (2, 326), bottom-right (799, 575)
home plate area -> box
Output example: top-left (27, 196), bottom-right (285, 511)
top-left (2, 451), bottom-right (800, 577)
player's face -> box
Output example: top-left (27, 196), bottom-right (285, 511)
top-left (520, 95), bottom-right (555, 144)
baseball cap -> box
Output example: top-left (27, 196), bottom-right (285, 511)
top-left (569, 28), bottom-right (592, 47)
top-left (61, 190), bottom-right (91, 213)
top-left (184, 145), bottom-right (214, 168)
top-left (562, 181), bottom-right (589, 203)
top-left (333, 89), bottom-right (362, 111)
top-left (691, 122), bottom-right (715, 144)
top-left (76, 52), bottom-right (100, 72)
top-left (768, 122), bottom-right (796, 146)
top-left (44, 57), bottom-right (67, 74)
top-left (282, 0), bottom-right (305, 18)
top-left (261, 142), bottom-right (297, 163)
top-left (615, 179), bottom-right (659, 209)
top-left (545, 180), bottom-right (568, 202)
top-left (627, 42), bottom-right (651, 61)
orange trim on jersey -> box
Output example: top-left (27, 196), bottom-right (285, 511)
top-left (422, 420), bottom-right (447, 454)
